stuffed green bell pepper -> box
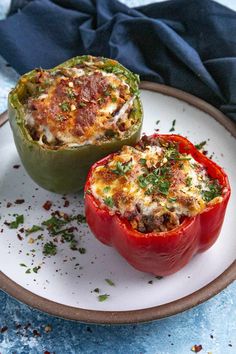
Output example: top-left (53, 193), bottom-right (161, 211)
top-left (8, 55), bottom-right (143, 194)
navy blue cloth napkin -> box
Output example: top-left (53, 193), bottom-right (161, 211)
top-left (0, 0), bottom-right (236, 122)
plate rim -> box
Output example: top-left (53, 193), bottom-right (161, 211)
top-left (0, 82), bottom-right (236, 324)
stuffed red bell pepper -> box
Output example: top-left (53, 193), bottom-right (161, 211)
top-left (84, 134), bottom-right (231, 276)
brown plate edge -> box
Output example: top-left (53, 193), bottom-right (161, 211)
top-left (0, 82), bottom-right (236, 325)
top-left (1, 260), bottom-right (235, 325)
top-left (140, 81), bottom-right (236, 138)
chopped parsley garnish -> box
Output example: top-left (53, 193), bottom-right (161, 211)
top-left (158, 181), bottom-right (170, 195)
top-left (41, 213), bottom-right (84, 253)
top-left (25, 269), bottom-right (31, 274)
top-left (185, 177), bottom-right (192, 187)
top-left (195, 141), bottom-right (207, 150)
top-left (164, 146), bottom-right (179, 160)
top-left (59, 101), bottom-right (70, 112)
top-left (103, 196), bottom-right (114, 208)
top-left (42, 216), bottom-right (67, 234)
top-left (139, 158), bottom-right (146, 166)
top-left (43, 241), bottom-right (57, 256)
top-left (59, 231), bottom-right (74, 241)
top-left (79, 102), bottom-right (87, 108)
top-left (98, 294), bottom-right (110, 302)
top-left (66, 88), bottom-right (75, 99)
top-left (8, 214), bottom-right (24, 229)
top-left (202, 181), bottom-right (222, 202)
top-left (138, 167), bottom-right (171, 196)
top-left (79, 247), bottom-right (86, 254)
top-left (98, 97), bottom-right (105, 104)
top-left (169, 119), bottom-right (176, 132)
top-left (156, 120), bottom-right (160, 125)
top-left (105, 279), bottom-right (115, 286)
top-left (103, 186), bottom-right (111, 193)
top-left (76, 214), bottom-right (86, 224)
top-left (25, 225), bottom-right (43, 235)
top-left (111, 161), bottom-right (132, 176)
top-left (32, 266), bottom-right (41, 274)
top-left (168, 197), bottom-right (177, 202)
top-left (53, 228), bottom-right (78, 250)
top-left (20, 263), bottom-right (27, 267)
top-left (70, 239), bottom-right (78, 251)
top-left (138, 175), bottom-right (148, 188)
top-left (111, 96), bottom-right (117, 103)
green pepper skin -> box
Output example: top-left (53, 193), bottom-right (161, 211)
top-left (8, 56), bottom-right (143, 194)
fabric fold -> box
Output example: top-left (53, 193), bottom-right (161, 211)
top-left (0, 0), bottom-right (235, 121)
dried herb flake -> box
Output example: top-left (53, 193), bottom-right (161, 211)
top-left (43, 241), bottom-right (57, 256)
top-left (98, 294), bottom-right (110, 302)
top-left (8, 214), bottom-right (24, 229)
top-left (25, 225), bottom-right (44, 235)
top-left (105, 278), bottom-right (115, 286)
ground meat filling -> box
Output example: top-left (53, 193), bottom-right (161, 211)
top-left (90, 136), bottom-right (223, 233)
top-left (24, 65), bottom-right (136, 147)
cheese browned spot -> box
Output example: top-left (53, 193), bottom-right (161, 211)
top-left (90, 136), bottom-right (223, 233)
top-left (24, 64), bottom-right (137, 147)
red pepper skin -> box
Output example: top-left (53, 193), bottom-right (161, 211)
top-left (84, 134), bottom-right (231, 276)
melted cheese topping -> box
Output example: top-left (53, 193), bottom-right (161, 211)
top-left (24, 65), bottom-right (137, 147)
top-left (90, 137), bottom-right (223, 233)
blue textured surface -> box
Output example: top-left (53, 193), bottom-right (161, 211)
top-left (0, 285), bottom-right (236, 353)
top-left (0, 1), bottom-right (235, 353)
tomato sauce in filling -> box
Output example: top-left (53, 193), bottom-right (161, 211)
top-left (24, 65), bottom-right (136, 147)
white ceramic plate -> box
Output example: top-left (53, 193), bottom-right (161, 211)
top-left (0, 83), bottom-right (235, 324)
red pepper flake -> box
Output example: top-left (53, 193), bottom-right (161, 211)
top-left (15, 199), bottom-right (25, 205)
top-left (191, 345), bottom-right (203, 352)
top-left (32, 329), bottom-right (41, 337)
top-left (64, 200), bottom-right (70, 208)
top-left (0, 326), bottom-right (8, 333)
top-left (6, 202), bottom-right (12, 208)
top-left (43, 201), bottom-right (52, 211)
top-left (17, 233), bottom-right (23, 241)
top-left (13, 164), bottom-right (20, 169)
top-left (44, 352), bottom-right (51, 354)
top-left (52, 210), bottom-right (69, 220)
top-left (68, 226), bottom-right (78, 233)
